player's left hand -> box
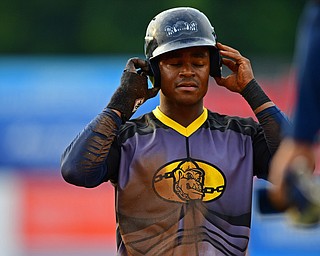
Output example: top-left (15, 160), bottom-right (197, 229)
top-left (214, 43), bottom-right (254, 93)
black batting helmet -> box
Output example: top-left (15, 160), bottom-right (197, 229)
top-left (144, 7), bottom-right (221, 87)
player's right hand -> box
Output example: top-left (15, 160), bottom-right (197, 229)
top-left (107, 58), bottom-right (160, 122)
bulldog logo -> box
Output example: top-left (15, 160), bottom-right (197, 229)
top-left (173, 161), bottom-right (204, 201)
top-left (153, 159), bottom-right (226, 203)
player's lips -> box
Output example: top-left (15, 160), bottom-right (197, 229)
top-left (176, 82), bottom-right (198, 91)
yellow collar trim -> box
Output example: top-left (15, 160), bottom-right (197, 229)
top-left (152, 106), bottom-right (208, 137)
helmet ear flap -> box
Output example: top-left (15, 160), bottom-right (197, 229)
top-left (148, 59), bottom-right (161, 87)
top-left (210, 48), bottom-right (222, 77)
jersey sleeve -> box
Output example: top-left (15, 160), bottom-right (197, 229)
top-left (256, 106), bottom-right (291, 154)
top-left (253, 106), bottom-right (291, 179)
top-left (60, 108), bottom-right (122, 187)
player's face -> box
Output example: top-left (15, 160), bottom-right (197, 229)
top-left (158, 46), bottom-right (210, 107)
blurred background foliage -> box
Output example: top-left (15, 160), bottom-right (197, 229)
top-left (0, 0), bottom-right (305, 59)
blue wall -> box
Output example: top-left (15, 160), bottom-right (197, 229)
top-left (0, 56), bottom-right (158, 169)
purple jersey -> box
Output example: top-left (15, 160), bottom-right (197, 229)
top-left (61, 105), bottom-right (287, 255)
top-left (107, 107), bottom-right (271, 255)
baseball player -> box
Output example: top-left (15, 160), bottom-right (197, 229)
top-left (266, 0), bottom-right (320, 225)
top-left (61, 7), bottom-right (290, 255)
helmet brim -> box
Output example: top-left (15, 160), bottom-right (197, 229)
top-left (151, 37), bottom-right (217, 59)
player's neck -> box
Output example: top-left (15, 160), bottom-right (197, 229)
top-left (159, 102), bottom-right (204, 127)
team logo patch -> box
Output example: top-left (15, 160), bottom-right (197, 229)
top-left (165, 20), bottom-right (198, 37)
top-left (153, 159), bottom-right (226, 203)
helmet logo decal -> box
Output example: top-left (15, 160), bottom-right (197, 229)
top-left (153, 159), bottom-right (226, 203)
top-left (165, 21), bottom-right (198, 37)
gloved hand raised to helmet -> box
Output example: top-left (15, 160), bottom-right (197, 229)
top-left (107, 58), bottom-right (160, 123)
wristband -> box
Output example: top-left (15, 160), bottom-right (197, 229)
top-left (241, 79), bottom-right (270, 111)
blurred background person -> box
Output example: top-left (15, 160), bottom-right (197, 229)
top-left (268, 0), bottom-right (320, 222)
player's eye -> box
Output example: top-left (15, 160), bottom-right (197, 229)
top-left (193, 63), bottom-right (205, 67)
top-left (167, 59), bottom-right (182, 66)
top-left (192, 58), bottom-right (208, 67)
